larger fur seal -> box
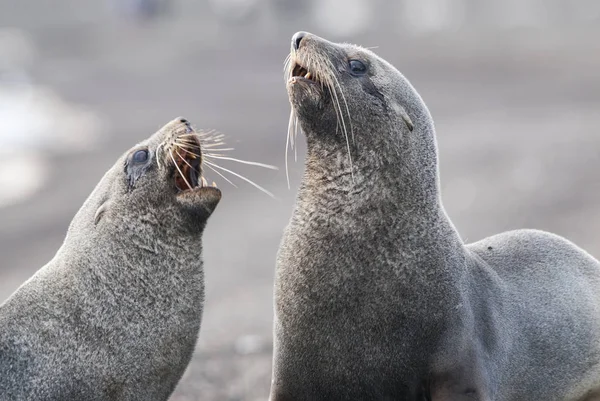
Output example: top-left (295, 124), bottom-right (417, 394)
top-left (271, 31), bottom-right (600, 401)
top-left (0, 117), bottom-right (220, 401)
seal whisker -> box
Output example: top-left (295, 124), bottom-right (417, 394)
top-left (175, 136), bottom-right (210, 146)
top-left (198, 138), bottom-right (226, 147)
top-left (174, 148), bottom-right (200, 175)
top-left (198, 145), bottom-right (233, 151)
top-left (325, 57), bottom-right (354, 143)
top-left (201, 143), bottom-right (229, 149)
top-left (285, 108), bottom-right (293, 189)
top-left (175, 144), bottom-right (203, 159)
top-left (173, 137), bottom-right (202, 152)
top-left (183, 128), bottom-right (218, 136)
top-left (174, 147), bottom-right (202, 159)
top-left (176, 137), bottom-right (202, 145)
top-left (320, 69), bottom-right (345, 145)
top-left (203, 160), bottom-right (275, 198)
top-left (174, 141), bottom-right (201, 154)
top-left (289, 112), bottom-right (295, 151)
top-left (203, 163), bottom-right (238, 188)
top-left (203, 152), bottom-right (232, 158)
top-left (327, 76), bottom-right (344, 136)
top-left (324, 58), bottom-right (355, 181)
top-left (203, 155), bottom-right (278, 170)
top-left (284, 53), bottom-right (293, 81)
top-left (177, 132), bottom-right (205, 139)
top-left (200, 138), bottom-right (226, 145)
top-left (155, 142), bottom-right (165, 170)
top-left (197, 135), bottom-right (226, 143)
top-left (170, 152), bottom-right (193, 190)
top-left (180, 140), bottom-right (227, 149)
top-left (179, 131), bottom-right (225, 142)
top-left (197, 131), bottom-right (225, 139)
top-left (313, 55), bottom-right (343, 137)
top-left (294, 115), bottom-right (299, 163)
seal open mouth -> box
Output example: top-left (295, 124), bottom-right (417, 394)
top-left (291, 62), bottom-right (319, 84)
top-left (171, 136), bottom-right (211, 192)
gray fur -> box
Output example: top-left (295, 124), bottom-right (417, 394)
top-left (271, 32), bottom-right (600, 401)
top-left (0, 118), bottom-right (221, 401)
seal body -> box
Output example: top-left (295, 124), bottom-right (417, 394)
top-left (271, 32), bottom-right (600, 401)
top-left (0, 118), bottom-right (221, 401)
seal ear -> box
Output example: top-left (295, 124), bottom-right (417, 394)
top-left (400, 108), bottom-right (414, 132)
top-left (94, 201), bottom-right (110, 225)
top-left (391, 101), bottom-right (414, 132)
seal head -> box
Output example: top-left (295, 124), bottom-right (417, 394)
top-left (89, 116), bottom-right (221, 235)
top-left (285, 31), bottom-right (422, 185)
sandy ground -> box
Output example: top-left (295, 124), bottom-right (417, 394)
top-left (1, 1), bottom-right (600, 400)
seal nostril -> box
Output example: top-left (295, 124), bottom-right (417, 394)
top-left (292, 31), bottom-right (307, 50)
top-left (178, 117), bottom-right (192, 132)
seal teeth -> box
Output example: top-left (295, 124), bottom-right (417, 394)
top-left (201, 176), bottom-right (208, 187)
top-left (291, 62), bottom-right (318, 83)
top-left (292, 64), bottom-right (310, 79)
top-left (212, 181), bottom-right (217, 188)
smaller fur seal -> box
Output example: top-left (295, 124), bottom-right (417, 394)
top-left (271, 32), bottom-right (600, 401)
top-left (0, 117), bottom-right (220, 401)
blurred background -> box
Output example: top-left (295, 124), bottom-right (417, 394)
top-left (1, 0), bottom-right (599, 399)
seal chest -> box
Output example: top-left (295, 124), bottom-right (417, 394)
top-left (0, 117), bottom-right (221, 401)
top-left (271, 32), bottom-right (600, 401)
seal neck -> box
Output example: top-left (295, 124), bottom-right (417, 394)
top-left (302, 127), bottom-right (442, 213)
top-left (295, 115), bottom-right (467, 284)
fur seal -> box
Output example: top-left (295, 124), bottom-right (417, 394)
top-left (0, 117), bottom-right (220, 401)
top-left (271, 31), bottom-right (600, 401)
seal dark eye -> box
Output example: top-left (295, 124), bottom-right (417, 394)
top-left (349, 60), bottom-right (367, 76)
top-left (133, 149), bottom-right (149, 164)
top-left (126, 148), bottom-right (152, 188)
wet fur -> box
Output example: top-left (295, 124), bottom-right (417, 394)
top-left (0, 118), bottom-right (221, 401)
top-left (271, 33), bottom-right (600, 401)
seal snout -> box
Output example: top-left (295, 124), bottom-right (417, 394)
top-left (287, 32), bottom-right (321, 86)
top-left (177, 117), bottom-right (193, 132)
